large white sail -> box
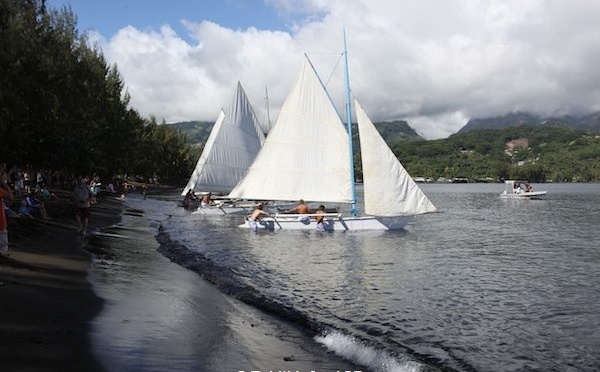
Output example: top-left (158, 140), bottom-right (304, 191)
top-left (355, 99), bottom-right (437, 215)
top-left (228, 57), bottom-right (352, 203)
top-left (181, 82), bottom-right (265, 196)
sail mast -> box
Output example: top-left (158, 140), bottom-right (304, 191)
top-left (343, 29), bottom-right (357, 216)
top-left (264, 84), bottom-right (272, 132)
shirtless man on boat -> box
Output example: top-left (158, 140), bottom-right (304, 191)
top-left (285, 199), bottom-right (310, 214)
top-left (247, 204), bottom-right (270, 230)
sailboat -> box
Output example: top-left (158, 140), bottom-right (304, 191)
top-left (181, 82), bottom-right (266, 215)
top-left (228, 40), bottom-right (437, 230)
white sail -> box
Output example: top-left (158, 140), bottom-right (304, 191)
top-left (181, 82), bottom-right (265, 196)
top-left (355, 100), bottom-right (437, 216)
top-left (228, 58), bottom-right (352, 203)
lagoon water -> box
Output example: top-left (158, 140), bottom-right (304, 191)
top-left (90, 183), bottom-right (600, 372)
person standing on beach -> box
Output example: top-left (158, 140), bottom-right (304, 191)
top-left (0, 172), bottom-right (14, 255)
top-left (142, 183), bottom-right (148, 200)
top-left (73, 177), bottom-right (92, 235)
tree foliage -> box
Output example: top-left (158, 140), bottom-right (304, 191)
top-left (0, 0), bottom-right (194, 183)
top-left (390, 124), bottom-right (600, 182)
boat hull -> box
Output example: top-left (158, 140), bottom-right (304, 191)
top-left (192, 201), bottom-right (259, 215)
top-left (239, 214), bottom-right (412, 231)
top-left (192, 205), bottom-right (250, 215)
top-left (500, 191), bottom-right (547, 200)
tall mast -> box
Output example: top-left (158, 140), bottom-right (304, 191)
top-left (343, 29), bottom-right (357, 216)
top-left (264, 85), bottom-right (272, 132)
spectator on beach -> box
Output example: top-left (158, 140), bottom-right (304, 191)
top-left (23, 169), bottom-right (31, 194)
top-left (142, 183), bottom-right (148, 200)
top-left (19, 191), bottom-right (49, 220)
top-left (40, 183), bottom-right (59, 203)
top-left (0, 174), bottom-right (14, 255)
top-left (89, 177), bottom-right (100, 205)
top-left (120, 181), bottom-right (130, 200)
top-left (73, 177), bottom-right (92, 235)
top-left (107, 180), bottom-right (116, 194)
top-left (36, 171), bottom-right (44, 190)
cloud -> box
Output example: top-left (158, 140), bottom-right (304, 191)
top-left (98, 0), bottom-right (600, 139)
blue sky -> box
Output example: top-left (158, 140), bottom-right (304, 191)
top-left (46, 0), bottom-right (290, 42)
top-left (42, 1), bottom-right (600, 139)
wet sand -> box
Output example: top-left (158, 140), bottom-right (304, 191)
top-left (0, 192), bottom-right (122, 372)
top-left (90, 198), bottom-right (365, 372)
top-left (1, 193), bottom-right (365, 372)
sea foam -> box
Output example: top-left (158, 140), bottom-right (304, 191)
top-left (314, 329), bottom-right (423, 372)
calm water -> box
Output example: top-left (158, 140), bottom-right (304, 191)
top-left (108, 183), bottom-right (600, 372)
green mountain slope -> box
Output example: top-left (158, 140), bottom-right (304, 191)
top-left (393, 124), bottom-right (600, 182)
top-left (171, 120), bottom-right (600, 182)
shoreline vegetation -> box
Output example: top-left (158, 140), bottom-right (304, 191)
top-left (0, 190), bottom-right (122, 372)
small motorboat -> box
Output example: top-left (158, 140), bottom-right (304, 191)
top-left (500, 180), bottom-right (547, 199)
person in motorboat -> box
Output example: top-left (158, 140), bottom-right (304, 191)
top-left (514, 182), bottom-right (522, 194)
top-left (247, 204), bottom-right (270, 230)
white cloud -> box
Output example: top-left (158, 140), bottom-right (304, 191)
top-left (98, 0), bottom-right (600, 139)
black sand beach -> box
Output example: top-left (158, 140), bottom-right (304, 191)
top-left (1, 192), bottom-right (365, 372)
top-left (0, 193), bottom-right (122, 372)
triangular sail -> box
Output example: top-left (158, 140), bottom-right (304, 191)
top-left (355, 99), bottom-right (437, 215)
top-left (228, 57), bottom-right (352, 203)
top-left (181, 82), bottom-right (265, 196)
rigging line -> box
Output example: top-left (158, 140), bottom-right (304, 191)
top-left (305, 51), bottom-right (344, 88)
top-left (323, 53), bottom-right (344, 87)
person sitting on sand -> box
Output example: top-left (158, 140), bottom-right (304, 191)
top-left (247, 204), bottom-right (270, 230)
top-left (19, 191), bottom-right (49, 220)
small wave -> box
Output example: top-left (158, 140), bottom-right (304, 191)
top-left (315, 329), bottom-right (425, 372)
top-left (156, 227), bottom-right (438, 372)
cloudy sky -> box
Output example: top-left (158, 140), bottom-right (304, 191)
top-left (46, 0), bottom-right (600, 139)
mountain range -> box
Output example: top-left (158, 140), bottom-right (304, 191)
top-left (457, 111), bottom-right (600, 135)
top-left (170, 111), bottom-right (600, 146)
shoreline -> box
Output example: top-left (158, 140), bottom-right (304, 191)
top-left (1, 192), bottom-right (367, 372)
top-left (0, 192), bottom-right (123, 372)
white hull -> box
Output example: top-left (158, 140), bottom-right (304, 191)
top-left (500, 180), bottom-right (547, 199)
top-left (192, 201), bottom-right (258, 215)
top-left (240, 213), bottom-right (412, 231)
top-left (192, 205), bottom-right (250, 215)
top-left (500, 190), bottom-right (547, 199)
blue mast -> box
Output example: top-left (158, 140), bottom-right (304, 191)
top-left (343, 30), bottom-right (357, 216)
